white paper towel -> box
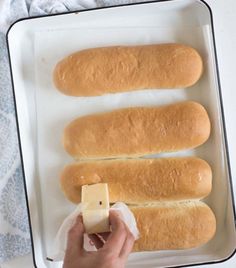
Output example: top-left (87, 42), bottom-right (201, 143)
top-left (47, 202), bottom-right (139, 261)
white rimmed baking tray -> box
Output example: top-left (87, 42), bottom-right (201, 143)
top-left (7, 0), bottom-right (236, 267)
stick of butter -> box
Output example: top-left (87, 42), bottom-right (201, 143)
top-left (81, 183), bottom-right (110, 234)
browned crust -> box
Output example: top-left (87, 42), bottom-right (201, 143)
top-left (60, 157), bottom-right (212, 204)
top-left (131, 202), bottom-right (216, 251)
top-left (63, 101), bottom-right (211, 159)
top-left (53, 44), bottom-right (203, 96)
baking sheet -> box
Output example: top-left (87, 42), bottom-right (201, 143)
top-left (6, 0), bottom-right (236, 267)
top-left (34, 24), bottom-right (227, 266)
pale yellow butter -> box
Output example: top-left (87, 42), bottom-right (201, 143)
top-left (81, 183), bottom-right (110, 234)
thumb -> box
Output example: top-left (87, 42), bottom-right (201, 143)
top-left (66, 215), bottom-right (85, 255)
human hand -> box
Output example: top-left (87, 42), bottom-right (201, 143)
top-left (63, 210), bottom-right (135, 268)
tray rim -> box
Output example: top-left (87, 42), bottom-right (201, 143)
top-left (6, 0), bottom-right (236, 267)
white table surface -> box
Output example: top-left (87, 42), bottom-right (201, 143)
top-left (2, 0), bottom-right (236, 267)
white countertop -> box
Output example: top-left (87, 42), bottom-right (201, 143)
top-left (2, 0), bottom-right (236, 267)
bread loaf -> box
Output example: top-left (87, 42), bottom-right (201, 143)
top-left (131, 202), bottom-right (216, 251)
top-left (60, 157), bottom-right (212, 204)
top-left (53, 44), bottom-right (203, 96)
top-left (63, 101), bottom-right (211, 159)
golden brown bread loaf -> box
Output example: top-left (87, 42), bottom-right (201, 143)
top-left (60, 157), bottom-right (212, 204)
top-left (53, 44), bottom-right (203, 96)
top-left (63, 101), bottom-right (211, 159)
top-left (131, 202), bottom-right (216, 251)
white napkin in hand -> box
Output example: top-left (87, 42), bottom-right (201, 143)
top-left (47, 202), bottom-right (139, 261)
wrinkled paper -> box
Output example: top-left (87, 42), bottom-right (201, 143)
top-left (47, 202), bottom-right (139, 261)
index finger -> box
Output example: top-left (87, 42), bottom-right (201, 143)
top-left (102, 210), bottom-right (128, 256)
